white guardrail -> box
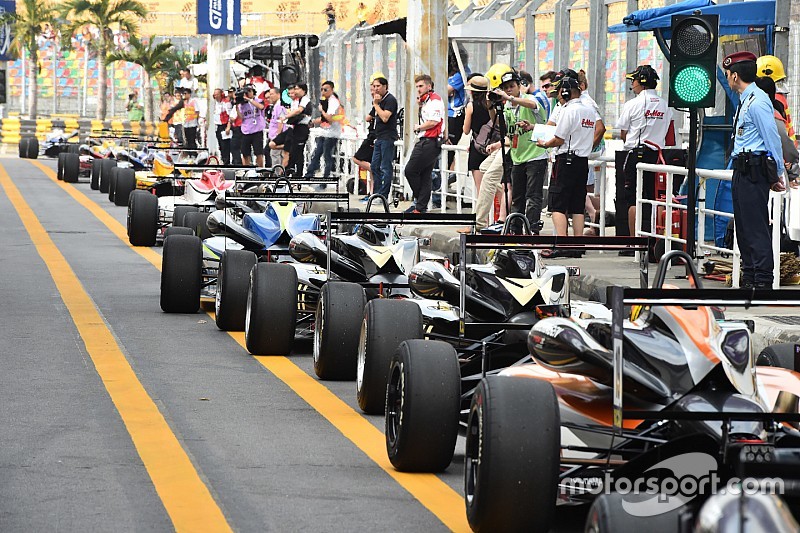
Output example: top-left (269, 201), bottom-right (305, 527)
top-left (635, 162), bottom-right (784, 290)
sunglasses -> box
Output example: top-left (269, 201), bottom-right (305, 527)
top-left (541, 83), bottom-right (553, 89)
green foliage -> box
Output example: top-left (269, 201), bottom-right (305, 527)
top-left (58, 0), bottom-right (147, 59)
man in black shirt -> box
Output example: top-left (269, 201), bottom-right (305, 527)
top-left (369, 74), bottom-right (399, 200)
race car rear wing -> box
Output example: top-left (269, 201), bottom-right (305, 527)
top-left (608, 250), bottom-right (800, 433)
top-left (458, 235), bottom-right (652, 338)
top-left (325, 210), bottom-right (478, 284)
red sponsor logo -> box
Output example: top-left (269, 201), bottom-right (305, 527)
top-left (581, 118), bottom-right (595, 128)
top-left (645, 109), bottom-right (665, 119)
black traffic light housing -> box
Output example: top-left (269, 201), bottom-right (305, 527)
top-left (668, 14), bottom-right (719, 108)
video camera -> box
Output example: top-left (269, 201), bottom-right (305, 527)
top-left (234, 88), bottom-right (247, 105)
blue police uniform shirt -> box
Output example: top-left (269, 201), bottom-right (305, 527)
top-left (448, 71), bottom-right (469, 117)
top-left (732, 82), bottom-right (785, 177)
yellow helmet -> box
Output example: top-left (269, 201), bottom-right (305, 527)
top-left (757, 55), bottom-right (786, 82)
top-left (485, 63), bottom-right (519, 89)
top-left (369, 71), bottom-right (387, 83)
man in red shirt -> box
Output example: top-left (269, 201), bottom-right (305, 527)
top-left (404, 74), bottom-right (445, 213)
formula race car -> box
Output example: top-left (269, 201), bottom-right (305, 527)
top-left (456, 251), bottom-right (800, 532)
top-left (19, 129), bottom-right (82, 160)
top-left (242, 200), bottom-right (476, 363)
top-left (159, 178), bottom-right (348, 332)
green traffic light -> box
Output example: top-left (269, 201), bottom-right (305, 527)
top-left (671, 65), bottom-right (712, 104)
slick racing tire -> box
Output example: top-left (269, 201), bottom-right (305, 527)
top-left (114, 168), bottom-right (136, 206)
top-left (99, 159), bottom-right (116, 194)
top-left (62, 153), bottom-right (80, 183)
top-left (465, 375), bottom-right (560, 533)
top-left (163, 226), bottom-right (193, 239)
top-left (357, 299), bottom-right (422, 415)
top-left (313, 282), bottom-right (367, 380)
top-left (245, 263), bottom-right (298, 355)
top-left (172, 205), bottom-right (198, 228)
top-left (90, 158), bottom-right (102, 190)
top-left (386, 340), bottom-right (460, 472)
top-left (127, 190), bottom-right (158, 247)
top-left (585, 492), bottom-right (685, 532)
top-left (160, 234), bottom-right (202, 313)
top-left (756, 343), bottom-right (799, 371)
top-left (67, 144), bottom-right (80, 154)
top-left (57, 153), bottom-right (66, 180)
top-left (215, 250), bottom-right (257, 332)
top-left (107, 167), bottom-right (119, 202)
top-left (183, 211), bottom-right (212, 240)
top-left (18, 136), bottom-right (30, 158)
top-left (26, 136), bottom-right (39, 159)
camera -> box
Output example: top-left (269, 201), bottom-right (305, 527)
top-left (234, 89), bottom-right (247, 105)
top-left (488, 90), bottom-right (504, 105)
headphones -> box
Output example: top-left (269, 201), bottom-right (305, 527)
top-left (560, 86), bottom-right (573, 101)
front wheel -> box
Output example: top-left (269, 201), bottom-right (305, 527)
top-left (245, 263), bottom-right (298, 355)
top-left (357, 299), bottom-right (422, 415)
top-left (99, 159), bottom-right (116, 193)
top-left (114, 168), bottom-right (136, 206)
top-left (465, 375), bottom-right (560, 533)
top-left (63, 153), bottom-right (80, 183)
top-left (160, 234), bottom-right (202, 313)
top-left (127, 190), bottom-right (158, 247)
top-left (313, 282), bottom-right (366, 380)
top-left (57, 153), bottom-right (66, 180)
top-left (385, 339), bottom-right (461, 472)
top-left (90, 158), bottom-right (102, 190)
top-left (215, 250), bottom-right (257, 331)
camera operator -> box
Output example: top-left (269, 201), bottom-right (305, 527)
top-left (536, 78), bottom-right (597, 248)
top-left (487, 64), bottom-right (548, 234)
top-left (236, 85), bottom-right (266, 167)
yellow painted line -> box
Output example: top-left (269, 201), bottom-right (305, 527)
top-left (1, 162), bottom-right (232, 532)
top-left (27, 160), bottom-right (471, 532)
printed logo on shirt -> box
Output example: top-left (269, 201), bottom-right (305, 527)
top-left (581, 118), bottom-right (595, 129)
top-left (645, 109), bottom-right (665, 119)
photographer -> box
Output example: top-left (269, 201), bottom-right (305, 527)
top-left (236, 85), bottom-right (266, 167)
top-left (127, 92), bottom-right (144, 123)
top-left (486, 64), bottom-right (548, 234)
top-left (536, 78), bottom-right (597, 246)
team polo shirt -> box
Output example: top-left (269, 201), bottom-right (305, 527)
top-left (553, 99), bottom-right (597, 157)
top-left (418, 92), bottom-right (445, 139)
top-left (614, 89), bottom-right (673, 151)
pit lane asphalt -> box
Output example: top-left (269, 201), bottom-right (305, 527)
top-left (0, 157), bottom-right (586, 532)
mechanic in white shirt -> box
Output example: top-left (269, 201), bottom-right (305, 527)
top-left (305, 81), bottom-right (344, 182)
top-left (284, 83), bottom-right (313, 176)
top-left (212, 88), bottom-right (233, 164)
top-left (614, 64), bottom-right (673, 237)
top-left (537, 78), bottom-right (598, 243)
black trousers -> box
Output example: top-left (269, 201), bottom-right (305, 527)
top-left (616, 147), bottom-right (660, 234)
top-left (184, 126), bottom-right (198, 149)
top-left (404, 137), bottom-right (440, 211)
top-left (288, 123), bottom-right (309, 176)
top-left (732, 164), bottom-right (773, 284)
top-left (230, 127), bottom-right (243, 165)
top-left (511, 159), bottom-right (548, 231)
top-left (215, 125), bottom-right (231, 165)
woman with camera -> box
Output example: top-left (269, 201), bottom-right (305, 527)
top-left (236, 85), bottom-right (267, 167)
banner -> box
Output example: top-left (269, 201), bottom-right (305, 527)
top-left (197, 0), bottom-right (241, 35)
top-left (0, 1), bottom-right (14, 61)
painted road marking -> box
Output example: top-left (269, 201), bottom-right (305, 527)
top-left (1, 162), bottom-right (232, 532)
top-left (27, 160), bottom-right (470, 532)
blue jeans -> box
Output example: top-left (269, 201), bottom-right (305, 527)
top-left (305, 136), bottom-right (338, 178)
top-left (371, 138), bottom-right (395, 199)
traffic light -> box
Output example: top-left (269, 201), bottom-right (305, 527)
top-left (0, 69), bottom-right (6, 105)
top-left (668, 14), bottom-right (719, 108)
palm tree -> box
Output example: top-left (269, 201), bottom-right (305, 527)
top-left (0, 0), bottom-right (57, 118)
top-left (58, 0), bottom-right (146, 120)
top-left (108, 36), bottom-right (174, 122)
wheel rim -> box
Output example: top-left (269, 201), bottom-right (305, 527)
top-left (245, 270), bottom-right (254, 337)
top-left (464, 402), bottom-right (482, 507)
top-left (386, 364), bottom-right (404, 448)
top-left (313, 295), bottom-right (325, 364)
top-left (356, 318), bottom-right (368, 393)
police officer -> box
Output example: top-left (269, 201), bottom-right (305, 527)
top-left (614, 65), bottom-right (673, 241)
top-left (536, 77), bottom-right (597, 252)
top-left (723, 51), bottom-right (786, 288)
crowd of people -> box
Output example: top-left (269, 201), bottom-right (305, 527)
top-left (157, 53), bottom-right (799, 286)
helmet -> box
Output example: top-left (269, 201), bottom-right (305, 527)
top-left (756, 55), bottom-right (786, 82)
top-left (370, 71), bottom-right (387, 83)
top-left (626, 64), bottom-right (659, 87)
top-left (486, 63), bottom-right (520, 89)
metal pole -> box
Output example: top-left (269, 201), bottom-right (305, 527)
top-left (110, 62), bottom-right (115, 118)
top-left (20, 47), bottom-right (25, 116)
top-left (52, 43), bottom-right (57, 115)
top-left (610, 285), bottom-right (623, 434)
top-left (687, 108), bottom-right (698, 259)
top-left (82, 45), bottom-right (88, 117)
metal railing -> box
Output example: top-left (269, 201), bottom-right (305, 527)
top-left (437, 144), bottom-right (472, 214)
top-left (634, 162), bottom-right (785, 289)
